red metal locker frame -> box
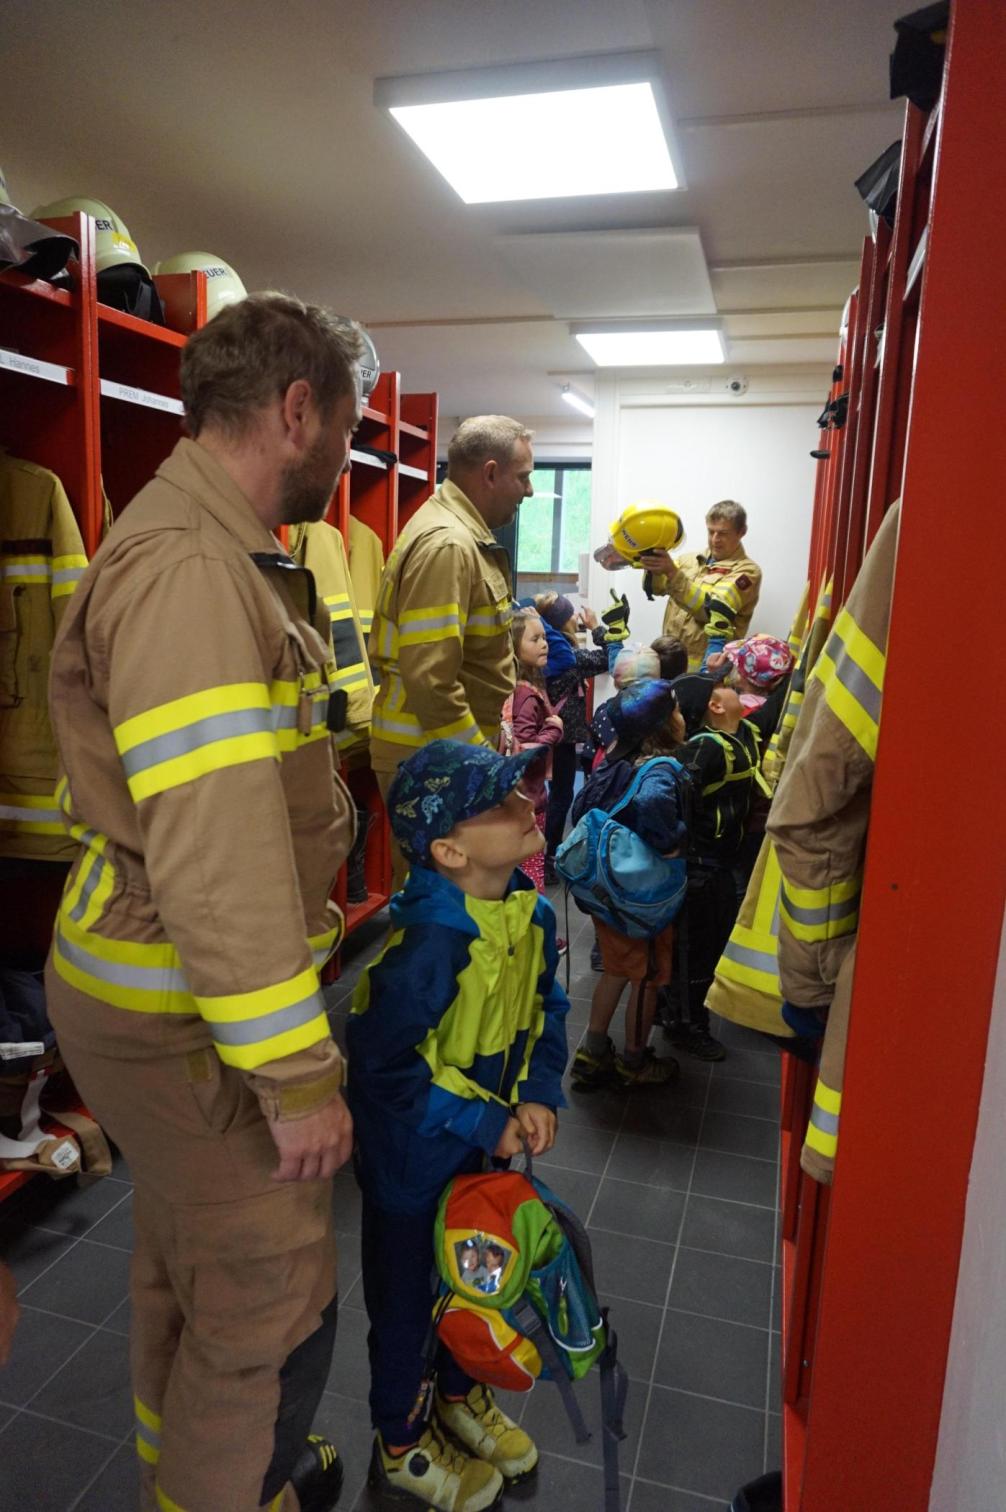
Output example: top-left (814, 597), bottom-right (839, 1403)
top-left (790, 4), bottom-right (1006, 1506)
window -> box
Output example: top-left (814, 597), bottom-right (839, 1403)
top-left (516, 465), bottom-right (592, 576)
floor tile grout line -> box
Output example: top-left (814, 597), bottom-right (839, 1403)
top-left (586, 1225), bottom-right (776, 1267)
top-left (13, 1271), bottom-right (133, 1425)
top-left (65, 1430), bottom-right (133, 1512)
top-left (570, 1166), bottom-right (778, 1212)
top-left (625, 1041), bottom-right (713, 1505)
top-left (1, 1399), bottom-right (125, 1443)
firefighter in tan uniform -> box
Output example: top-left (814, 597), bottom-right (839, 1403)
top-left (766, 502), bottom-right (900, 1184)
top-left (640, 500), bottom-right (762, 671)
top-left (370, 415), bottom-right (533, 888)
top-left (44, 295), bottom-right (368, 1512)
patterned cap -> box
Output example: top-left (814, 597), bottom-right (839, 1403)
top-left (606, 678), bottom-right (679, 757)
top-left (387, 739), bottom-right (539, 866)
top-left (725, 635), bottom-right (794, 689)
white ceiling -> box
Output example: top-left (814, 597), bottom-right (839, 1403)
top-left (1, 0), bottom-right (904, 421)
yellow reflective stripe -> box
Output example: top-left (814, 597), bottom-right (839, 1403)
top-left (53, 918), bottom-right (192, 1015)
top-left (780, 875), bottom-right (860, 943)
top-left (399, 602), bottom-right (464, 646)
top-left (804, 1079), bottom-right (841, 1158)
top-left (155, 1485), bottom-right (189, 1512)
top-left (195, 966), bottom-right (328, 1070)
top-left (371, 706), bottom-right (484, 747)
top-left (51, 552), bottom-right (88, 597)
top-left (812, 607), bottom-right (884, 759)
top-left (0, 554), bottom-right (50, 586)
top-left (323, 593), bottom-right (351, 614)
top-left (114, 682), bottom-right (271, 750)
top-left (134, 1394), bottom-right (161, 1466)
top-left (0, 791), bottom-right (64, 833)
top-left (718, 926), bottom-right (779, 995)
top-left (358, 609), bottom-right (374, 632)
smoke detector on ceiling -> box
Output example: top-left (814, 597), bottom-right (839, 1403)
top-left (723, 374), bottom-right (749, 395)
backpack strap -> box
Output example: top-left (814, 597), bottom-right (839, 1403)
top-left (605, 756), bottom-right (680, 822)
top-left (511, 1298), bottom-right (592, 1445)
top-left (598, 1322), bottom-right (629, 1512)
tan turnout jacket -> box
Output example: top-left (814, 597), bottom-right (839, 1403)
top-left (649, 548), bottom-right (762, 670)
top-left (369, 478), bottom-right (514, 773)
top-left (47, 439), bottom-right (355, 1119)
top-left (767, 502), bottom-right (900, 1181)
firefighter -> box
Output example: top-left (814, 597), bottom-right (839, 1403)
top-left (639, 500), bottom-right (762, 671)
top-left (370, 415), bottom-right (533, 889)
top-left (44, 294), bottom-right (365, 1512)
top-left (766, 502), bottom-right (900, 1183)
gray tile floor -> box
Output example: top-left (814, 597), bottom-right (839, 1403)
top-left (0, 903), bottom-right (782, 1512)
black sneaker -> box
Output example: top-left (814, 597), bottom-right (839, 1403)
top-left (669, 1025), bottom-right (727, 1062)
top-left (290, 1435), bottom-right (344, 1512)
top-left (589, 941), bottom-right (603, 973)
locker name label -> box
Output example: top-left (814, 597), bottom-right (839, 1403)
top-left (100, 379), bottom-right (183, 415)
top-left (0, 348), bottom-right (73, 385)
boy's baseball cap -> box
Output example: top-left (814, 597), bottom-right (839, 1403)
top-left (671, 673), bottom-right (720, 736)
top-left (387, 739), bottom-right (539, 866)
top-left (606, 677), bottom-right (678, 760)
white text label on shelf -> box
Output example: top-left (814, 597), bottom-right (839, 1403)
top-left (100, 378), bottom-right (184, 415)
top-left (0, 348), bottom-right (73, 386)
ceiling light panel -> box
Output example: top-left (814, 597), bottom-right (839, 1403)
top-left (574, 325), bottom-right (727, 366)
top-left (377, 51), bottom-right (681, 205)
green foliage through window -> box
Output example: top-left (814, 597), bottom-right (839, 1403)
top-left (516, 466), bottom-right (591, 576)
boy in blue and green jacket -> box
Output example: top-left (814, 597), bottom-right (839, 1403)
top-left (347, 739), bottom-right (569, 1512)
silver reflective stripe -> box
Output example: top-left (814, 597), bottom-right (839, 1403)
top-left (135, 1419), bottom-right (160, 1454)
top-left (272, 704), bottom-right (299, 732)
top-left (809, 1102), bottom-right (840, 1138)
top-left (56, 926), bottom-right (189, 994)
top-left (120, 708), bottom-right (275, 778)
top-left (781, 890), bottom-right (860, 928)
top-left (2, 564), bottom-right (48, 581)
top-left (208, 991), bottom-right (325, 1047)
top-left (68, 856), bottom-right (107, 923)
top-left (51, 566), bottom-right (84, 587)
top-left (0, 803), bottom-right (61, 824)
top-left (828, 629), bottom-right (882, 724)
top-left (372, 713), bottom-right (419, 736)
top-left (401, 613), bottom-right (460, 635)
top-left (722, 940), bottom-right (777, 974)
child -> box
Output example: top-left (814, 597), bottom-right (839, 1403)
top-left (663, 672), bottom-right (787, 1060)
top-left (502, 609), bottom-right (564, 893)
top-left (651, 634), bottom-right (688, 682)
top-left (535, 591), bottom-right (612, 881)
top-left (714, 634), bottom-right (794, 713)
top-left (568, 678), bottom-right (690, 1090)
top-left (347, 740), bottom-right (569, 1512)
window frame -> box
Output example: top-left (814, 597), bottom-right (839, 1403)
top-left (515, 461), bottom-right (592, 577)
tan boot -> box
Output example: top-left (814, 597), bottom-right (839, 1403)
top-left (368, 1422), bottom-right (502, 1511)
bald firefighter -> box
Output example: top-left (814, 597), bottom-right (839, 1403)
top-left (370, 415), bottom-right (533, 889)
top-left (44, 295), bottom-right (365, 1512)
top-left (640, 499), bottom-right (762, 671)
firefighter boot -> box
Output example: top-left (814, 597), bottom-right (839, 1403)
top-left (290, 1435), bottom-right (344, 1511)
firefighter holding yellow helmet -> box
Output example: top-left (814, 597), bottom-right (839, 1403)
top-left (600, 499), bottom-right (762, 671)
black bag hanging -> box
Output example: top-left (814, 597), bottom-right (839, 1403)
top-left (0, 202), bottom-right (78, 282)
top-left (890, 3), bottom-right (950, 110)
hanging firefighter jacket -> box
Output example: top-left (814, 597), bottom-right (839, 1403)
top-left (288, 519), bottom-right (374, 753)
top-left (766, 501), bottom-right (900, 1183)
top-left (347, 515), bottom-right (385, 638)
top-left (707, 577), bottom-right (836, 1037)
top-left (0, 452), bottom-right (88, 862)
top-left (369, 478), bottom-right (514, 774)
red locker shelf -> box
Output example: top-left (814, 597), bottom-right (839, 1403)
top-left (398, 419), bottom-right (429, 440)
top-left (97, 303), bottom-right (188, 347)
top-left (0, 273), bottom-right (73, 307)
top-left (345, 892), bottom-right (392, 931)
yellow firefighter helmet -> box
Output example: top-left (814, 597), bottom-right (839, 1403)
top-left (609, 501), bottom-right (685, 562)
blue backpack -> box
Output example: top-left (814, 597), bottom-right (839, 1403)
top-left (555, 757), bottom-right (688, 938)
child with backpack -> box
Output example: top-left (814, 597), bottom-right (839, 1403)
top-left (564, 678), bottom-right (691, 1089)
top-left (500, 608), bottom-right (565, 894)
top-left (661, 672), bottom-right (788, 1060)
top-left (346, 739), bottom-right (569, 1512)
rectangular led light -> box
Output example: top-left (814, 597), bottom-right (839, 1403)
top-left (561, 385), bottom-right (596, 419)
top-left (377, 52), bottom-right (681, 205)
top-left (573, 324), bottom-right (727, 366)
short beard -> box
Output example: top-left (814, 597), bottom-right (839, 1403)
top-left (277, 442), bottom-right (338, 525)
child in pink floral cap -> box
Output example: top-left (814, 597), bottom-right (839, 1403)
top-left (719, 634), bottom-right (794, 713)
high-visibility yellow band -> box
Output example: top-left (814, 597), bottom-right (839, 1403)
top-left (114, 682), bottom-right (271, 751)
top-left (0, 792), bottom-right (64, 834)
top-left (814, 1080), bottom-right (841, 1115)
top-left (134, 1395), bottom-right (162, 1432)
top-left (195, 966), bottom-right (320, 1025)
top-left (812, 606), bottom-right (884, 759)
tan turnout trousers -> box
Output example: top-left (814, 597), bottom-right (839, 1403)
top-left (47, 986), bottom-right (338, 1512)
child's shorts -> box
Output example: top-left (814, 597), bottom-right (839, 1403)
top-left (594, 919), bottom-right (675, 984)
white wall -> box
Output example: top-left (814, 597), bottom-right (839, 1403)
top-left (585, 371), bottom-right (822, 646)
top-left (930, 913), bottom-right (1006, 1512)
top-left (438, 414), bottom-right (591, 464)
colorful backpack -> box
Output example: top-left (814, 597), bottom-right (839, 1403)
top-left (430, 1159), bottom-right (628, 1512)
top-left (555, 756), bottom-right (689, 938)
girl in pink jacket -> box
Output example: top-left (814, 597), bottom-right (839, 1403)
top-left (501, 610), bottom-right (564, 896)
